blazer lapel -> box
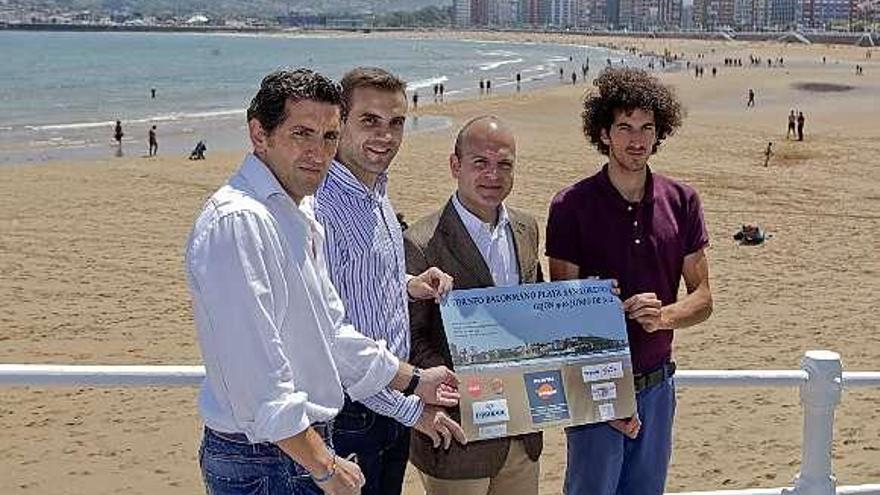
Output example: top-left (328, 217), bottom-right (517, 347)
top-left (508, 211), bottom-right (533, 284)
top-left (438, 199), bottom-right (494, 287)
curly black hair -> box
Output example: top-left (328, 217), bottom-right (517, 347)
top-left (247, 68), bottom-right (342, 134)
top-left (582, 67), bottom-right (683, 156)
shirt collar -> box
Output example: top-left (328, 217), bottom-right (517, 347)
top-left (327, 159), bottom-right (389, 199)
top-left (239, 153), bottom-right (288, 202)
top-left (239, 153), bottom-right (317, 226)
top-left (452, 192), bottom-right (510, 236)
top-left (599, 163), bottom-right (655, 207)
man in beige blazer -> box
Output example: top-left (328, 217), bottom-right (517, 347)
top-left (404, 116), bottom-right (543, 495)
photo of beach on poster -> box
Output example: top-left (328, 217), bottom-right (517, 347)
top-left (440, 279), bottom-right (630, 370)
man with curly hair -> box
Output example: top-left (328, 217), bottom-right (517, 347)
top-left (546, 67), bottom-right (713, 495)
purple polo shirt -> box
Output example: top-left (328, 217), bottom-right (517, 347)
top-left (546, 164), bottom-right (709, 374)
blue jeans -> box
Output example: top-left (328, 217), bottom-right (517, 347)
top-left (199, 427), bottom-right (323, 495)
top-left (564, 377), bottom-right (676, 495)
top-left (331, 399), bottom-right (411, 495)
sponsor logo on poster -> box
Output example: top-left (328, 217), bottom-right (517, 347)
top-left (536, 382), bottom-right (558, 399)
top-left (598, 402), bottom-right (616, 420)
top-left (591, 382), bottom-right (618, 401)
top-left (472, 399), bottom-right (510, 425)
top-left (581, 361), bottom-right (624, 383)
top-left (490, 378), bottom-right (505, 395)
top-left (524, 370), bottom-right (571, 424)
top-left (467, 379), bottom-right (482, 398)
top-left (479, 423), bottom-right (508, 439)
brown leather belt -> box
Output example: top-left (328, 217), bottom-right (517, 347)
top-left (634, 361), bottom-right (676, 393)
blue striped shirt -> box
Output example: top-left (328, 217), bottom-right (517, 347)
top-left (313, 160), bottom-right (423, 427)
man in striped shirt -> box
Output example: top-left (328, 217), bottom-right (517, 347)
top-left (314, 67), bottom-right (466, 495)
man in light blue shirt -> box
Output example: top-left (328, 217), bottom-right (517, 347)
top-left (314, 67), bottom-right (465, 495)
top-left (186, 68), bottom-right (463, 495)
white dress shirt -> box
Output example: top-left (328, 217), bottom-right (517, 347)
top-left (451, 193), bottom-right (520, 287)
top-left (185, 154), bottom-right (400, 444)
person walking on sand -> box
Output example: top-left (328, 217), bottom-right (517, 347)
top-left (148, 125), bottom-right (158, 157)
top-left (797, 112), bottom-right (805, 141)
top-left (113, 120), bottom-right (124, 146)
top-left (764, 142), bottom-right (773, 167)
top-left (747, 89), bottom-right (755, 108)
top-left (787, 110), bottom-right (796, 139)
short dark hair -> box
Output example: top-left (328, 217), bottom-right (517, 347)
top-left (340, 67), bottom-right (407, 118)
top-left (582, 68), bottom-right (683, 155)
top-left (247, 68), bottom-right (342, 134)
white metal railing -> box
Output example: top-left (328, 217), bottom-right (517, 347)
top-left (2, 350), bottom-right (879, 495)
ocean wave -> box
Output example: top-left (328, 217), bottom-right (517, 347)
top-left (25, 109), bottom-right (245, 133)
top-left (477, 49), bottom-right (520, 58)
top-left (408, 76), bottom-right (449, 91)
top-left (479, 58), bottom-right (524, 71)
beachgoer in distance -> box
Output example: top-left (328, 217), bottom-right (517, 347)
top-left (148, 125), bottom-right (158, 157)
top-left (797, 112), bottom-right (805, 141)
top-left (189, 140), bottom-right (207, 160)
top-left (114, 120), bottom-right (124, 146)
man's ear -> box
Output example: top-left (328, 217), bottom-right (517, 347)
top-left (599, 127), bottom-right (611, 147)
top-left (449, 153), bottom-right (461, 179)
top-left (248, 119), bottom-right (269, 154)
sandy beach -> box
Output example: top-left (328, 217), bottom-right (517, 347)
top-left (1, 34), bottom-right (879, 494)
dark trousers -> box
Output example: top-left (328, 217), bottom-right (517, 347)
top-left (331, 398), bottom-right (411, 495)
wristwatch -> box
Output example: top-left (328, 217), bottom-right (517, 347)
top-left (403, 367), bottom-right (421, 396)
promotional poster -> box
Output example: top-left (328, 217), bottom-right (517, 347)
top-left (440, 279), bottom-right (636, 441)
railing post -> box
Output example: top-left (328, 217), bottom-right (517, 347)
top-left (786, 350), bottom-right (842, 495)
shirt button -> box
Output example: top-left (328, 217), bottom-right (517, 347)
top-left (627, 206), bottom-right (633, 212)
top-left (634, 239), bottom-right (641, 245)
top-left (633, 220), bottom-right (638, 226)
